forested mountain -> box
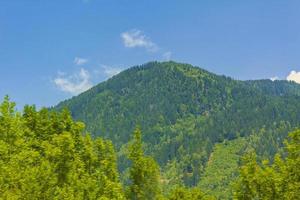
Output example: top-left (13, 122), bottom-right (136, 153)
top-left (54, 61), bottom-right (300, 199)
top-left (1, 97), bottom-right (299, 199)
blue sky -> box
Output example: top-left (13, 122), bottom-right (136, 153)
top-left (0, 0), bottom-right (300, 109)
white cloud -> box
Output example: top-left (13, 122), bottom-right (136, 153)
top-left (54, 68), bottom-right (93, 95)
top-left (287, 70), bottom-right (300, 84)
top-left (270, 76), bottom-right (279, 81)
top-left (74, 57), bottom-right (88, 65)
top-left (121, 29), bottom-right (158, 52)
top-left (162, 51), bottom-right (172, 61)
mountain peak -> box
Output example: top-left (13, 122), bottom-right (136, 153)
top-left (54, 60), bottom-right (300, 191)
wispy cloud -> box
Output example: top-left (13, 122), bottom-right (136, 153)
top-left (74, 57), bottom-right (88, 65)
top-left (121, 29), bottom-right (158, 52)
top-left (162, 51), bottom-right (172, 61)
top-left (54, 68), bottom-right (93, 95)
top-left (287, 70), bottom-right (300, 84)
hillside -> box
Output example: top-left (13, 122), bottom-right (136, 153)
top-left (55, 61), bottom-right (300, 192)
top-left (1, 95), bottom-right (299, 199)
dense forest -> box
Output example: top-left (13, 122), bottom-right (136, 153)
top-left (54, 61), bottom-right (300, 199)
top-left (1, 62), bottom-right (299, 199)
top-left (0, 96), bottom-right (299, 199)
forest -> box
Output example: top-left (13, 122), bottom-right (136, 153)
top-left (0, 96), bottom-right (299, 199)
top-left (1, 62), bottom-right (300, 199)
top-left (53, 61), bottom-right (300, 199)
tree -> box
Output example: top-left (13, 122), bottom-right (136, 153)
top-left (0, 97), bottom-right (125, 199)
top-left (234, 129), bottom-right (300, 199)
top-left (167, 186), bottom-right (214, 200)
top-left (127, 127), bottom-right (162, 200)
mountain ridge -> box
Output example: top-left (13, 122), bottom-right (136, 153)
top-left (54, 61), bottom-right (300, 197)
top-left (56, 61), bottom-right (300, 107)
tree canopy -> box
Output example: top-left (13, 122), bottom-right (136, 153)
top-left (0, 97), bottom-right (214, 199)
top-left (0, 96), bottom-right (125, 199)
top-left (234, 130), bottom-right (300, 200)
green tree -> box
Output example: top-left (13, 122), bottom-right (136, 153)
top-left (167, 186), bottom-right (214, 200)
top-left (234, 129), bottom-right (300, 200)
top-left (0, 97), bottom-right (125, 199)
top-left (127, 127), bottom-right (162, 200)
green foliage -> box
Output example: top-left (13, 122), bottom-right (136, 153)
top-left (248, 121), bottom-right (292, 161)
top-left (167, 186), bottom-right (214, 200)
top-left (0, 97), bottom-right (213, 199)
top-left (234, 130), bottom-right (300, 200)
top-left (199, 138), bottom-right (247, 199)
top-left (0, 97), bottom-right (125, 199)
top-left (127, 128), bottom-right (162, 200)
top-left (1, 94), bottom-right (300, 199)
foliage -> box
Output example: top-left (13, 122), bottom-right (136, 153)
top-left (0, 96), bottom-right (125, 199)
top-left (167, 186), bottom-right (215, 200)
top-left (234, 130), bottom-right (300, 200)
top-left (0, 97), bottom-right (209, 199)
top-left (198, 138), bottom-right (247, 199)
top-left (126, 128), bottom-right (162, 200)
top-left (1, 92), bottom-right (300, 199)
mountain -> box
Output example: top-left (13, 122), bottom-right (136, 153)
top-left (54, 61), bottom-right (300, 198)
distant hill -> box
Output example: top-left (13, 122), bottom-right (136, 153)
top-left (55, 61), bottom-right (300, 197)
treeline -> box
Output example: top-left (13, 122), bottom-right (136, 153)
top-left (0, 97), bottom-right (299, 199)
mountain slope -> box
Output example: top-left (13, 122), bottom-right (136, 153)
top-left (55, 61), bottom-right (300, 188)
